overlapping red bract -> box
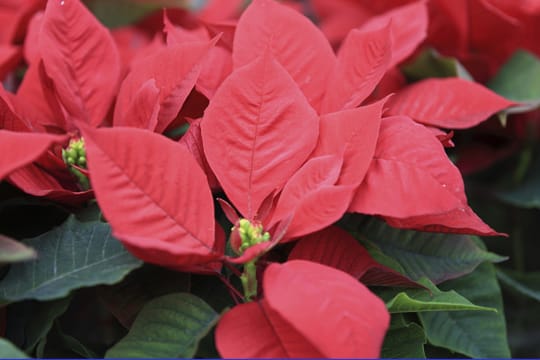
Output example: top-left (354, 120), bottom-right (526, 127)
top-left (81, 125), bottom-right (220, 270)
top-left (0, 0), bottom-right (520, 357)
top-left (216, 260), bottom-right (390, 358)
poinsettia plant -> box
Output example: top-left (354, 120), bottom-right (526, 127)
top-left (1, 0), bottom-right (538, 358)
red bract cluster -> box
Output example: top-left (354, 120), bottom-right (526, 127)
top-left (0, 0), bottom-right (528, 358)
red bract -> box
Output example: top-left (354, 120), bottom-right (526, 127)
top-left (233, 0), bottom-right (335, 112)
top-left (349, 116), bottom-right (501, 236)
top-left (38, 0), bottom-right (120, 128)
top-left (197, 0), bottom-right (500, 243)
top-left (289, 226), bottom-right (421, 287)
top-left (2, 0), bottom-right (121, 205)
top-left (114, 39), bottom-right (216, 133)
top-left (387, 78), bottom-right (516, 129)
top-left (201, 49), bottom-right (319, 220)
top-left (216, 260), bottom-right (390, 358)
top-left (0, 130), bottom-right (65, 180)
top-left (81, 125), bottom-right (222, 271)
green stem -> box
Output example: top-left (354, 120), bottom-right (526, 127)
top-left (241, 260), bottom-right (258, 302)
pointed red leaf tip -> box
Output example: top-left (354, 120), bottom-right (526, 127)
top-left (114, 79), bottom-right (160, 131)
top-left (177, 118), bottom-right (220, 190)
top-left (201, 50), bottom-right (318, 220)
top-left (15, 60), bottom-right (67, 132)
top-left (314, 99), bottom-right (386, 187)
top-left (350, 116), bottom-right (474, 218)
top-left (289, 226), bottom-right (421, 287)
top-left (358, 0), bottom-right (428, 67)
top-left (39, 0), bottom-right (120, 127)
top-left (0, 131), bottom-right (65, 180)
top-left (321, 24), bottom-right (392, 114)
top-left (114, 39), bottom-right (215, 134)
top-left (216, 260), bottom-right (390, 358)
top-left (387, 78), bottom-right (516, 129)
top-left (233, 0), bottom-right (336, 112)
top-left (268, 155), bottom-right (354, 241)
top-left (80, 125), bottom-right (219, 268)
top-left (385, 206), bottom-right (505, 237)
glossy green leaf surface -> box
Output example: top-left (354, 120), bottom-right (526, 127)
top-left (0, 216), bottom-right (142, 302)
top-left (105, 293), bottom-right (219, 358)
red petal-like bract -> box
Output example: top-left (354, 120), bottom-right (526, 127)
top-left (358, 0), bottom-right (428, 67)
top-left (216, 260), bottom-right (389, 358)
top-left (114, 40), bottom-right (215, 134)
top-left (321, 25), bottom-right (392, 113)
top-left (216, 260), bottom-right (390, 358)
top-left (350, 116), bottom-right (473, 218)
top-left (39, 0), bottom-right (120, 127)
top-left (15, 60), bottom-right (67, 131)
top-left (385, 206), bottom-right (503, 236)
top-left (233, 0), bottom-right (336, 111)
top-left (202, 51), bottom-right (318, 219)
top-left (177, 118), bottom-right (220, 190)
top-left (314, 100), bottom-right (385, 187)
top-left (114, 79), bottom-right (160, 131)
top-left (216, 300), bottom-right (323, 358)
top-left (387, 78), bottom-right (516, 129)
top-left (289, 226), bottom-right (421, 287)
top-left (0, 131), bottom-right (64, 180)
top-left (269, 155), bottom-right (350, 240)
top-left (264, 261), bottom-right (389, 357)
top-left (81, 126), bottom-right (218, 268)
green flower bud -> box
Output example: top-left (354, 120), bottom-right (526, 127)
top-left (230, 218), bottom-right (271, 255)
top-left (62, 137), bottom-right (90, 191)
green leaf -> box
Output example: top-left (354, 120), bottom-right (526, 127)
top-left (497, 268), bottom-right (540, 302)
top-left (0, 235), bottom-right (36, 263)
top-left (0, 216), bottom-right (143, 303)
top-left (496, 154), bottom-right (540, 208)
top-left (488, 50), bottom-right (540, 104)
top-left (402, 48), bottom-right (473, 81)
top-left (381, 314), bottom-right (426, 358)
top-left (419, 262), bottom-right (511, 358)
top-left (357, 238), bottom-right (408, 274)
top-left (360, 219), bottom-right (506, 283)
top-left (5, 296), bottom-right (71, 354)
top-left (105, 293), bottom-right (220, 358)
top-left (85, 0), bottom-right (188, 28)
top-left (381, 277), bottom-right (495, 313)
top-left (0, 338), bottom-right (29, 358)
top-left (98, 265), bottom-right (191, 328)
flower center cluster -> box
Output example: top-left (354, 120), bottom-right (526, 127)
top-left (235, 218), bottom-right (270, 254)
top-left (62, 137), bottom-right (89, 190)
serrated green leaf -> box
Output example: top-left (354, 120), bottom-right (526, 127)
top-left (381, 314), bottom-right (426, 358)
top-left (360, 219), bottom-right (506, 283)
top-left (402, 48), bottom-right (473, 81)
top-left (497, 268), bottom-right (540, 302)
top-left (419, 262), bottom-right (511, 358)
top-left (0, 235), bottom-right (36, 263)
top-left (0, 216), bottom-right (143, 303)
top-left (105, 293), bottom-right (219, 358)
top-left (488, 50), bottom-right (540, 104)
top-left (0, 338), bottom-right (29, 358)
top-left (381, 277), bottom-right (495, 313)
